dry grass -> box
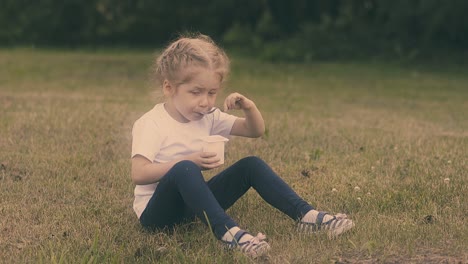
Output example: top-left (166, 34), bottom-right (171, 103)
top-left (0, 48), bottom-right (467, 263)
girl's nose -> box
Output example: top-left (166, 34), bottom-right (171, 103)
top-left (199, 95), bottom-right (209, 107)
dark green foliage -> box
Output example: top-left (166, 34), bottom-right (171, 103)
top-left (1, 0), bottom-right (467, 60)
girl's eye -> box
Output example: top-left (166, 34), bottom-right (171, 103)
top-left (191, 91), bottom-right (201, 95)
top-left (209, 91), bottom-right (217, 96)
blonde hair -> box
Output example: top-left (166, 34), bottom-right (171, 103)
top-left (153, 33), bottom-right (230, 87)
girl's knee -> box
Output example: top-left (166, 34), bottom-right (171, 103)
top-left (239, 156), bottom-right (267, 167)
top-left (238, 156), bottom-right (274, 179)
top-left (168, 160), bottom-right (203, 181)
top-left (237, 156), bottom-right (283, 192)
top-left (172, 160), bottom-right (200, 172)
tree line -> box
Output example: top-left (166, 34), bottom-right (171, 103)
top-left (1, 0), bottom-right (467, 60)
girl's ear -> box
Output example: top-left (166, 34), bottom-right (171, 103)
top-left (162, 80), bottom-right (174, 96)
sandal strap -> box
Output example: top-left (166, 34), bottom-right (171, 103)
top-left (222, 230), bottom-right (270, 258)
top-left (239, 232), bottom-right (268, 255)
top-left (322, 216), bottom-right (337, 226)
top-left (315, 211), bottom-right (328, 225)
top-left (297, 211), bottom-right (353, 237)
top-left (224, 229), bottom-right (248, 249)
top-left (233, 230), bottom-right (248, 245)
top-left (297, 211), bottom-right (335, 232)
top-left (223, 229), bottom-right (270, 257)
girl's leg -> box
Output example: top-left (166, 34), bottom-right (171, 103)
top-left (209, 156), bottom-right (354, 237)
top-left (140, 160), bottom-right (238, 239)
top-left (207, 156), bottom-right (314, 221)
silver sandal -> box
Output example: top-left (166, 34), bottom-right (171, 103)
top-left (298, 212), bottom-right (354, 238)
top-left (223, 229), bottom-right (271, 258)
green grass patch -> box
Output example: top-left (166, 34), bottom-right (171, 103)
top-left (1, 48), bottom-right (467, 263)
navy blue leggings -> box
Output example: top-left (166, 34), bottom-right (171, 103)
top-left (139, 156), bottom-right (314, 239)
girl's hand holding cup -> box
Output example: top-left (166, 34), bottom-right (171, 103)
top-left (186, 151), bottom-right (221, 170)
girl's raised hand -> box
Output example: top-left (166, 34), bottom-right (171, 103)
top-left (187, 151), bottom-right (222, 170)
top-left (223, 93), bottom-right (255, 112)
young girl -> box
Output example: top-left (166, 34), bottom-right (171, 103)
top-left (131, 34), bottom-right (354, 258)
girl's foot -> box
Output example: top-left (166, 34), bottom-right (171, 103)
top-left (222, 228), bottom-right (270, 258)
top-left (298, 210), bottom-right (354, 238)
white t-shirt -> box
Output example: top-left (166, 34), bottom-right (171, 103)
top-left (131, 103), bottom-right (238, 218)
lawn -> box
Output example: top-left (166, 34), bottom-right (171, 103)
top-left (0, 48), bottom-right (467, 263)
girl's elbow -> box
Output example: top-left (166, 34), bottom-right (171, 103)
top-left (250, 127), bottom-right (265, 138)
top-left (132, 176), bottom-right (152, 185)
top-left (245, 123), bottom-right (264, 138)
top-left (131, 173), bottom-right (142, 185)
top-left (256, 125), bottom-right (266, 137)
top-left (255, 130), bottom-right (264, 138)
top-left (131, 170), bottom-right (147, 185)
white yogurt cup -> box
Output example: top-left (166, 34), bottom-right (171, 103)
top-left (202, 135), bottom-right (229, 164)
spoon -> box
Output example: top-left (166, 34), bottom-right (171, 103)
top-left (204, 107), bottom-right (219, 114)
top-left (204, 98), bottom-right (242, 115)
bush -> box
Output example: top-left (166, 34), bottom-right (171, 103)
top-left (1, 0), bottom-right (467, 60)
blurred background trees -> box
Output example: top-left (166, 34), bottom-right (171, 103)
top-left (1, 0), bottom-right (467, 61)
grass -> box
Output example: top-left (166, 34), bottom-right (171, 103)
top-left (0, 48), bottom-right (467, 263)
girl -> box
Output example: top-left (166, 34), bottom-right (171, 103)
top-left (131, 34), bottom-right (354, 258)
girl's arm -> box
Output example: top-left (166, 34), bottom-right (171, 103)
top-left (226, 93), bottom-right (265, 138)
top-left (131, 152), bottom-right (221, 185)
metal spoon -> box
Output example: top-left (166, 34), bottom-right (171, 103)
top-left (204, 98), bottom-right (242, 114)
top-left (204, 107), bottom-right (219, 114)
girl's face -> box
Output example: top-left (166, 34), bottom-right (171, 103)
top-left (164, 67), bottom-right (221, 123)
